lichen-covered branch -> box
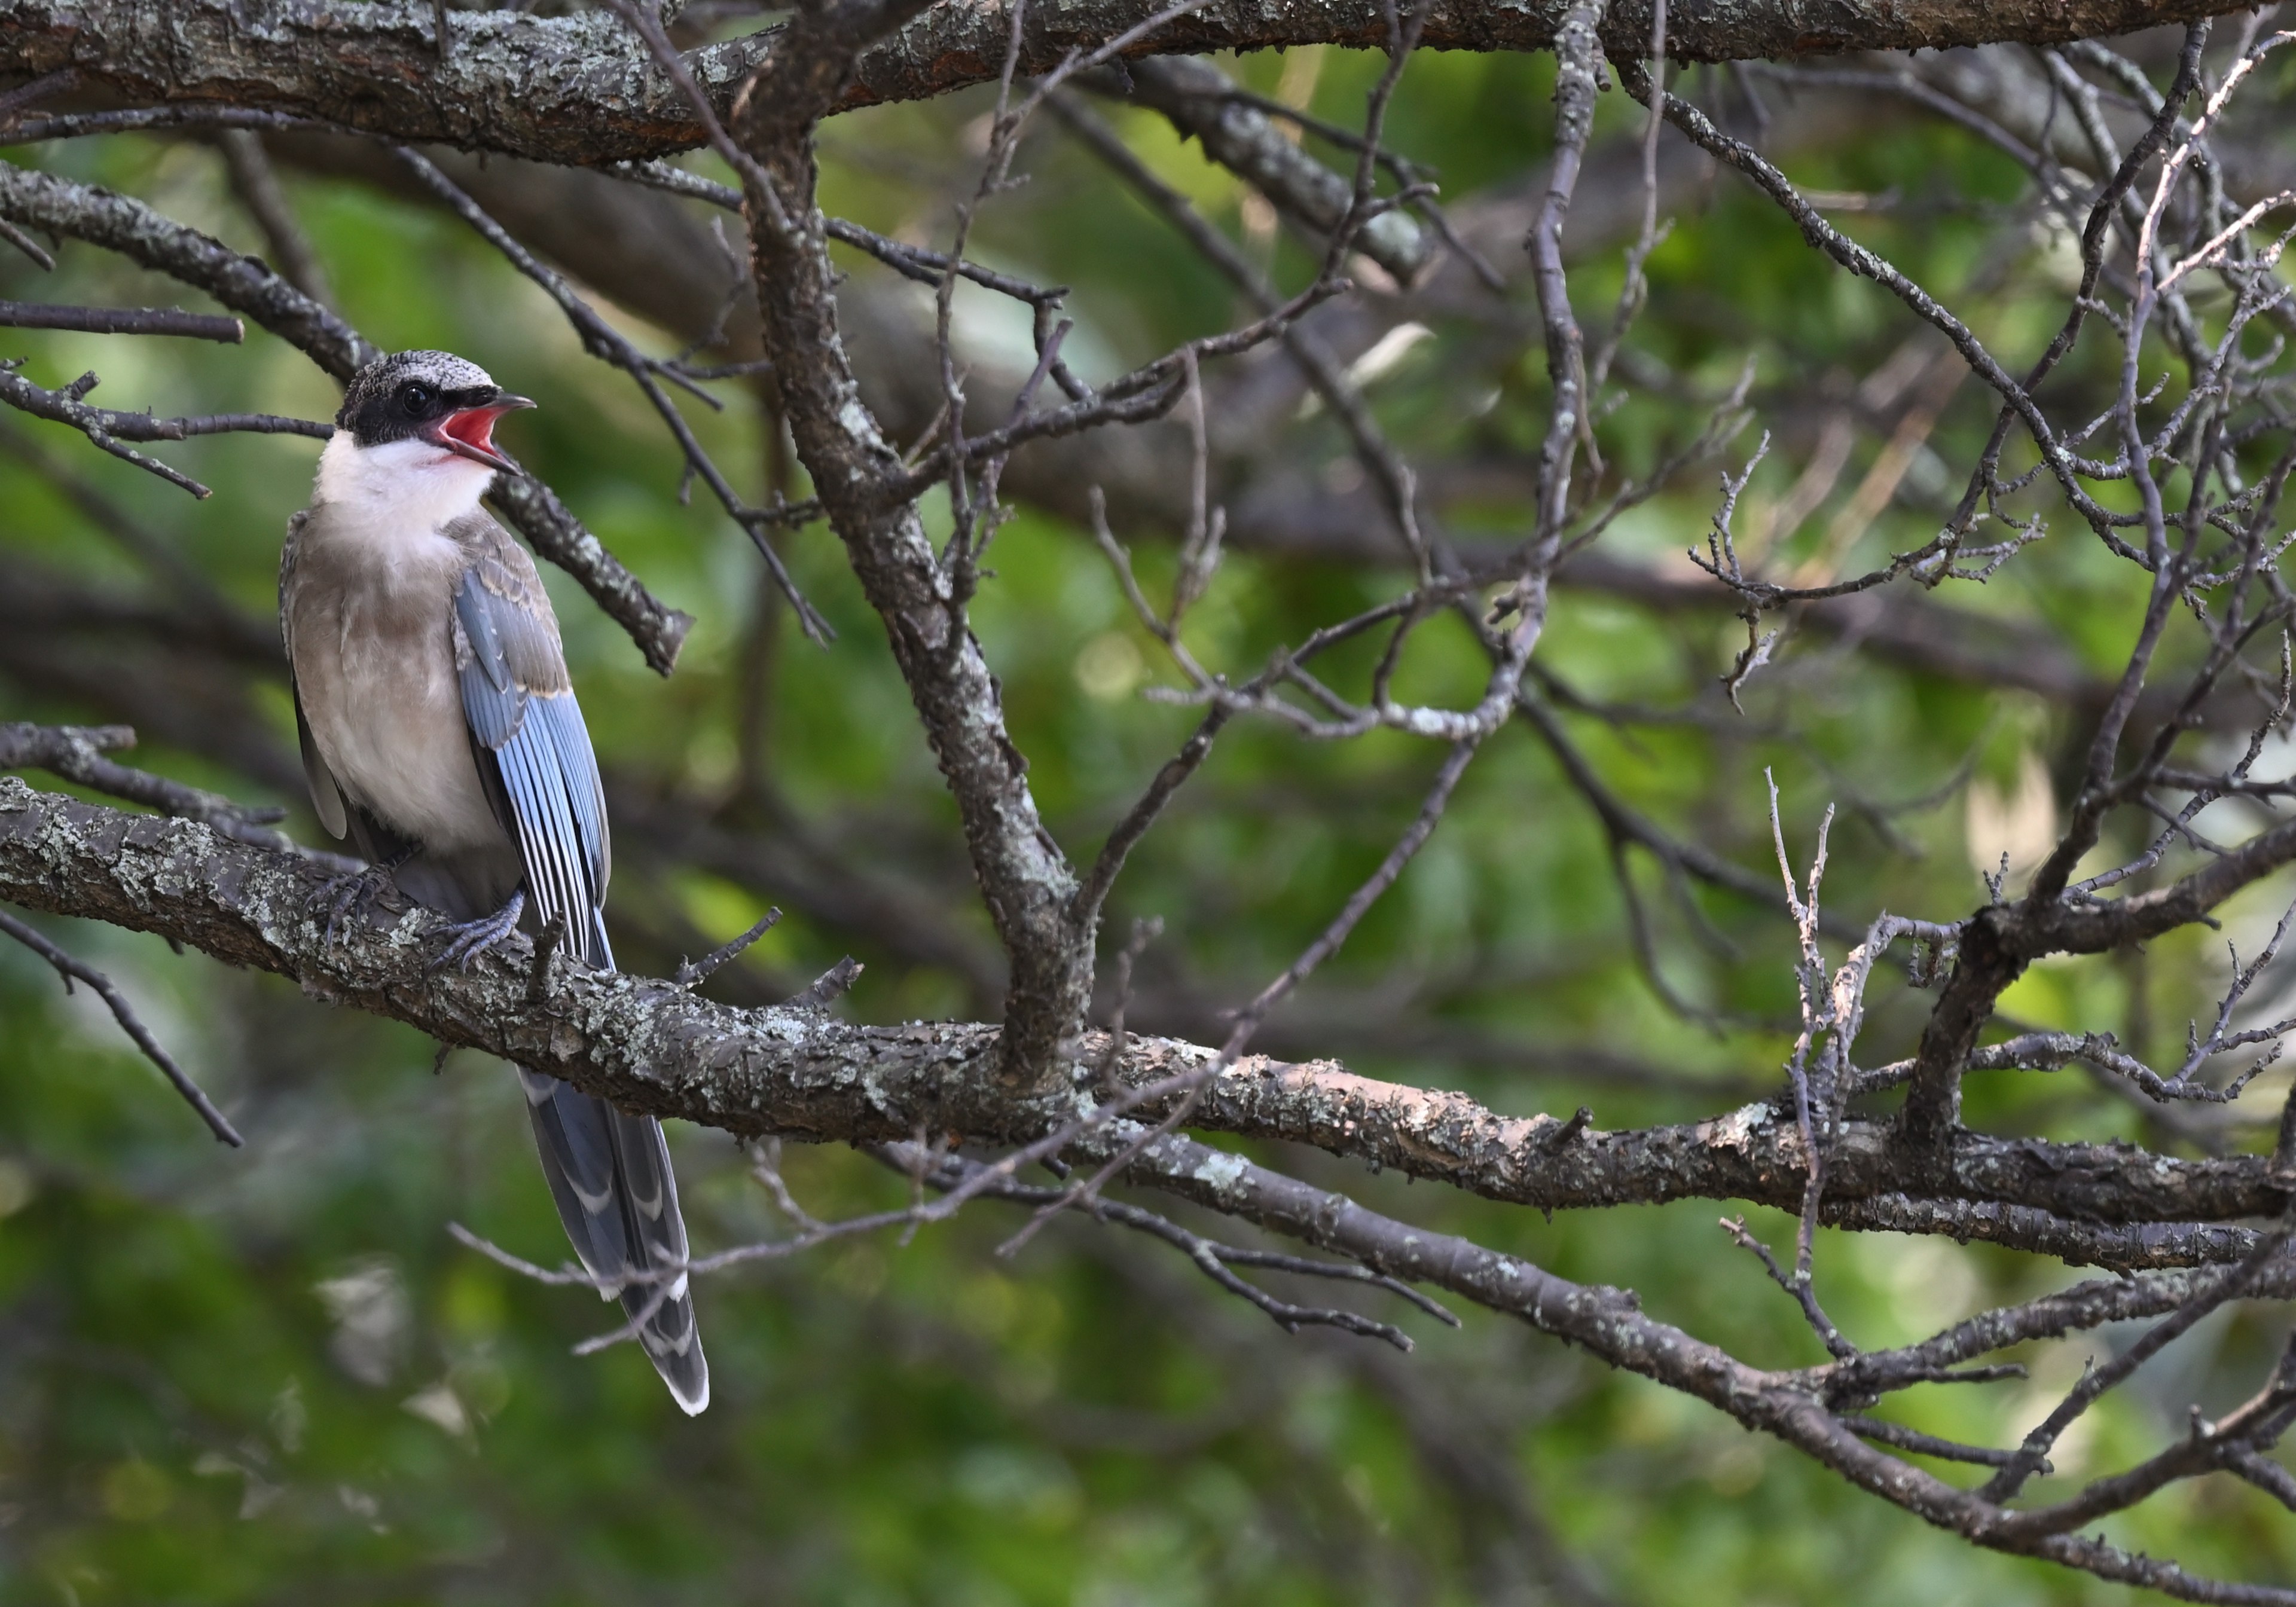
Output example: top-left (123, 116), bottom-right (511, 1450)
top-left (0, 0), bottom-right (2267, 168)
top-left (731, 0), bottom-right (1093, 1090)
top-left (1, 776), bottom-right (2280, 1258)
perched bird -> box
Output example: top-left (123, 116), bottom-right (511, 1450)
top-left (280, 350), bottom-right (708, 1414)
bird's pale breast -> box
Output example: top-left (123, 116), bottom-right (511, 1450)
top-left (286, 503), bottom-right (511, 856)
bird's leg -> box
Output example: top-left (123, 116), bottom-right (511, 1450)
top-left (310, 844), bottom-right (416, 946)
top-left (430, 891), bottom-right (526, 974)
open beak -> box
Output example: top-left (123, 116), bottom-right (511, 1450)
top-left (429, 393), bottom-right (535, 474)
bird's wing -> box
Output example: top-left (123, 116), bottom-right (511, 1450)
top-left (447, 514), bottom-right (709, 1414)
top-left (294, 698), bottom-right (349, 842)
top-left (445, 516), bottom-right (610, 967)
top-left (279, 509), bottom-right (349, 841)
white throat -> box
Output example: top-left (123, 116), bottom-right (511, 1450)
top-left (315, 430), bottom-right (496, 531)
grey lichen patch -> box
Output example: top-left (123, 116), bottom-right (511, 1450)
top-left (1189, 1148), bottom-right (1249, 1190)
top-left (1703, 1102), bottom-right (1778, 1154)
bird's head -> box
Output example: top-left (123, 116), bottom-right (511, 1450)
top-left (336, 350), bottom-right (534, 476)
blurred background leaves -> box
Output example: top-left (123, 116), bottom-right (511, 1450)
top-left (2, 32), bottom-right (2294, 1606)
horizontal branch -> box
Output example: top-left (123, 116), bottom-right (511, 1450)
top-left (0, 161), bottom-right (374, 377)
top-left (0, 778), bottom-right (2279, 1249)
top-left (1106, 1125), bottom-right (2296, 1603)
top-left (0, 722), bottom-right (307, 855)
top-left (0, 299), bottom-right (243, 341)
top-left (1820, 1193), bottom-right (2267, 1270)
top-left (0, 361), bottom-right (326, 457)
top-left (0, 0), bottom-right (2264, 166)
top-left (0, 352), bottom-right (323, 496)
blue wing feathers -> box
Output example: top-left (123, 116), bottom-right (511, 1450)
top-left (452, 558), bottom-right (706, 1413)
top-left (538, 695), bottom-right (610, 893)
top-left (496, 723), bottom-right (597, 964)
top-left (454, 565), bottom-right (607, 966)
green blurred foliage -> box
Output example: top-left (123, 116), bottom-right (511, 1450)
top-left (1, 42), bottom-right (2291, 1606)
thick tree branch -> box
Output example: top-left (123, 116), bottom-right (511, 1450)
top-left (734, 0), bottom-right (1091, 1090)
top-left (0, 0), bottom-right (2266, 167)
top-left (1106, 1126), bottom-right (2296, 1605)
top-left (10, 10), bottom-right (2296, 1591)
top-left (2, 778), bottom-right (2282, 1253)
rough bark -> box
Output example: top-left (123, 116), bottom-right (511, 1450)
top-left (2, 778), bottom-right (2280, 1262)
top-left (0, 0), bottom-right (2262, 167)
top-left (733, 0), bottom-right (1094, 1092)
top-left (10, 1), bottom-right (2296, 1593)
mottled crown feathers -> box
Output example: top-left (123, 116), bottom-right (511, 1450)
top-left (337, 350), bottom-right (504, 447)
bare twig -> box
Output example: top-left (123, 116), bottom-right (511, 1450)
top-left (674, 908), bottom-right (783, 988)
top-left (785, 956), bottom-right (865, 1011)
top-left (0, 906), bottom-right (240, 1145)
top-left (0, 360), bottom-right (326, 497)
top-left (0, 301), bottom-right (243, 341)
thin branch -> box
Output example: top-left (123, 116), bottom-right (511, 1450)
top-left (215, 130), bottom-right (335, 310)
top-left (0, 722), bottom-right (340, 860)
top-left (0, 360), bottom-right (326, 497)
top-left (674, 907), bottom-right (782, 987)
top-left (785, 956), bottom-right (865, 1011)
top-left (0, 906), bottom-right (240, 1145)
top-left (893, 1142), bottom-right (1449, 1349)
top-left (0, 301), bottom-right (243, 341)
top-left (389, 145), bottom-right (832, 643)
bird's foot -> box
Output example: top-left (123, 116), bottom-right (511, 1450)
top-left (429, 891), bottom-right (526, 974)
top-left (309, 856), bottom-right (408, 946)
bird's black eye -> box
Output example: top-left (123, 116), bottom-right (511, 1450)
top-left (399, 381), bottom-right (435, 415)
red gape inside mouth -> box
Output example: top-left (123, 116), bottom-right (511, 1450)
top-left (439, 406), bottom-right (511, 465)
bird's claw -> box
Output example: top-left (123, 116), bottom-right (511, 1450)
top-left (429, 891), bottom-right (526, 974)
top-left (310, 861), bottom-right (402, 946)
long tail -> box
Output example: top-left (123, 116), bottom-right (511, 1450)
top-left (518, 1067), bottom-right (710, 1414)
